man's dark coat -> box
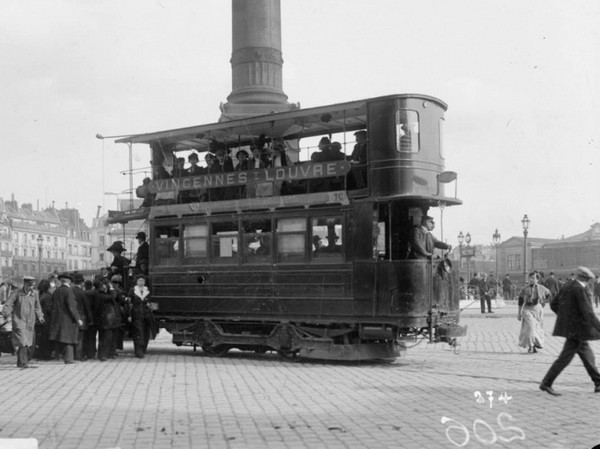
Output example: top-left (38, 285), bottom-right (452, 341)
top-left (551, 281), bottom-right (600, 341)
top-left (48, 285), bottom-right (80, 344)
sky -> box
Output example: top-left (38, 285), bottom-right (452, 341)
top-left (1, 0), bottom-right (598, 247)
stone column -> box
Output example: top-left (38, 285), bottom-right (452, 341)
top-left (220, 0), bottom-right (297, 121)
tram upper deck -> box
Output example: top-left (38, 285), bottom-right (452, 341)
top-left (109, 94), bottom-right (460, 224)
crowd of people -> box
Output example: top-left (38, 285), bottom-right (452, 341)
top-left (141, 132), bottom-right (368, 207)
top-left (0, 239), bottom-right (156, 369)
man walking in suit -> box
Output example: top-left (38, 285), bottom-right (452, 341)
top-left (544, 271), bottom-right (560, 298)
top-left (539, 266), bottom-right (600, 396)
top-left (408, 215), bottom-right (451, 259)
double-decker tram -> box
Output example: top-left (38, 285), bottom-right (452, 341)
top-left (108, 94), bottom-right (467, 360)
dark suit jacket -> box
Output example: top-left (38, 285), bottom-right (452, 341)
top-left (48, 285), bottom-right (81, 344)
top-left (551, 280), bottom-right (600, 340)
top-left (409, 226), bottom-right (450, 259)
top-left (72, 285), bottom-right (94, 330)
top-left (544, 276), bottom-right (560, 296)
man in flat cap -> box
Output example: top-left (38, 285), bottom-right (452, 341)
top-left (1, 276), bottom-right (44, 368)
top-left (540, 266), bottom-right (600, 396)
top-left (48, 273), bottom-right (82, 364)
top-left (408, 214), bottom-right (451, 259)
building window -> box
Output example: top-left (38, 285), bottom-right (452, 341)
top-left (54, 237), bottom-right (58, 246)
top-left (99, 236), bottom-right (105, 246)
top-left (515, 254), bottom-right (521, 270)
top-left (99, 252), bottom-right (104, 262)
top-left (507, 255), bottom-right (513, 270)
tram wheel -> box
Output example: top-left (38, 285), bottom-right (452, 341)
top-left (203, 345), bottom-right (230, 357)
top-left (277, 349), bottom-right (298, 359)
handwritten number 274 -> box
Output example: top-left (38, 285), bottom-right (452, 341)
top-left (441, 413), bottom-right (525, 447)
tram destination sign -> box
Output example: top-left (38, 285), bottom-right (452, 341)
top-left (148, 161), bottom-right (350, 194)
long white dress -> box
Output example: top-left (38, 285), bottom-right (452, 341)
top-left (518, 303), bottom-right (544, 349)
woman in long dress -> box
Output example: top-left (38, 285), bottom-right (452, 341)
top-left (127, 275), bottom-right (156, 358)
top-left (518, 272), bottom-right (550, 352)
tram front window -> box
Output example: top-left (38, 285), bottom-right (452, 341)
top-left (155, 225), bottom-right (180, 266)
top-left (311, 217), bottom-right (343, 262)
top-left (396, 109), bottom-right (420, 153)
top-left (276, 218), bottom-right (306, 263)
top-left (212, 220), bottom-right (238, 264)
top-left (183, 223), bottom-right (208, 264)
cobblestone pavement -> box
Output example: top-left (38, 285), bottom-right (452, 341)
top-left (1, 304), bottom-right (600, 449)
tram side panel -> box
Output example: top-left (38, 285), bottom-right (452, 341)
top-left (151, 266), bottom-right (355, 321)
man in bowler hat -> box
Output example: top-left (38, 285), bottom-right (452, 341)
top-left (48, 273), bottom-right (82, 364)
top-left (135, 232), bottom-right (149, 276)
top-left (539, 266), bottom-right (600, 396)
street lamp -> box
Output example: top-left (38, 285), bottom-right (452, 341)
top-left (492, 228), bottom-right (501, 279)
top-left (465, 232), bottom-right (472, 283)
top-left (36, 234), bottom-right (43, 279)
top-left (521, 214), bottom-right (530, 282)
top-left (457, 231), bottom-right (464, 279)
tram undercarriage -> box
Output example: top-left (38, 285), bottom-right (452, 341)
top-left (164, 317), bottom-right (466, 361)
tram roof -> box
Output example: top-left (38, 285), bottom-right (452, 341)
top-left (115, 94), bottom-right (447, 152)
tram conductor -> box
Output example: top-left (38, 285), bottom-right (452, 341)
top-left (408, 215), bottom-right (451, 259)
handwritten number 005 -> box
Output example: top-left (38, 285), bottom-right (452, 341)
top-left (441, 413), bottom-right (525, 447)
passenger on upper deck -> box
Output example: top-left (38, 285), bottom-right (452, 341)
top-left (348, 130), bottom-right (367, 190)
top-left (408, 215), bottom-right (451, 260)
top-left (329, 142), bottom-right (347, 161)
top-left (235, 150), bottom-right (250, 171)
top-left (209, 148), bottom-right (235, 201)
top-left (350, 131), bottom-right (367, 165)
top-left (172, 158), bottom-right (186, 178)
top-left (186, 152), bottom-right (204, 176)
top-left (249, 146), bottom-right (266, 169)
top-left (204, 152), bottom-right (215, 171)
top-left (311, 137), bottom-right (332, 162)
top-left (210, 148), bottom-right (235, 174)
top-left (271, 139), bottom-right (292, 167)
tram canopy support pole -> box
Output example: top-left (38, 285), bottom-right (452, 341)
top-left (128, 142), bottom-right (134, 211)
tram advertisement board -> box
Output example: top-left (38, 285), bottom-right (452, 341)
top-left (148, 161), bottom-right (350, 194)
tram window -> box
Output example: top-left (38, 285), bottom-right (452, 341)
top-left (276, 217), bottom-right (306, 263)
top-left (396, 110), bottom-right (419, 153)
top-left (211, 220), bottom-right (239, 264)
top-left (155, 225), bottom-right (180, 266)
top-left (311, 217), bottom-right (343, 262)
top-left (374, 217), bottom-right (386, 260)
top-left (183, 223), bottom-right (208, 264)
top-left (243, 219), bottom-right (272, 264)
